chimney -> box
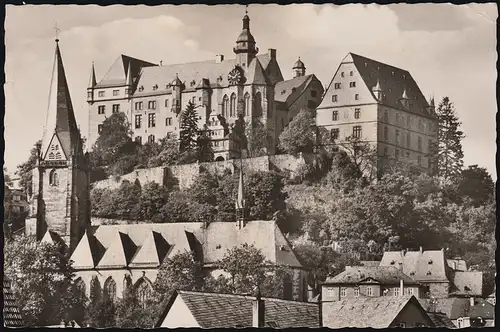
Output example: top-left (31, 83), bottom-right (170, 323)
top-left (400, 279), bottom-right (404, 296)
top-left (216, 54), bottom-right (224, 64)
top-left (470, 296), bottom-right (475, 307)
top-left (268, 48), bottom-right (276, 59)
top-left (252, 290), bottom-right (265, 327)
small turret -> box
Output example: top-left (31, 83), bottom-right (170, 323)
top-left (125, 62), bottom-right (133, 96)
top-left (400, 87), bottom-right (410, 109)
top-left (372, 78), bottom-right (383, 101)
top-left (292, 57), bottom-right (306, 78)
top-left (427, 95), bottom-right (436, 115)
top-left (86, 62), bottom-right (96, 102)
top-left (171, 73), bottom-right (183, 115)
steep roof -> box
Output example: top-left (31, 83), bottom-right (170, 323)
top-left (447, 258), bottom-right (467, 272)
top-left (3, 278), bottom-right (24, 327)
top-left (426, 312), bottom-right (456, 328)
top-left (96, 54), bottom-right (156, 88)
top-left (41, 40), bottom-right (83, 162)
top-left (418, 297), bottom-right (470, 320)
top-left (73, 220), bottom-right (302, 270)
top-left (323, 266), bottom-right (418, 285)
top-left (450, 271), bottom-right (483, 296)
top-left (468, 298), bottom-right (495, 320)
top-left (156, 290), bottom-right (319, 328)
top-left (274, 74), bottom-right (313, 105)
top-left (70, 230), bottom-right (105, 269)
top-left (324, 295), bottom-right (429, 328)
top-left (380, 249), bottom-right (449, 283)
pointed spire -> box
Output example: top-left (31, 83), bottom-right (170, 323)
top-left (235, 168), bottom-right (245, 211)
top-left (430, 95), bottom-right (435, 107)
top-left (373, 78), bottom-right (382, 92)
top-left (41, 39), bottom-right (82, 161)
top-left (125, 61), bottom-right (133, 86)
top-left (402, 87), bottom-right (409, 99)
top-left (88, 62), bottom-right (96, 88)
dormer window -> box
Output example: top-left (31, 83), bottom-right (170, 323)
top-left (428, 259), bottom-right (433, 264)
top-left (391, 71), bottom-right (395, 76)
top-left (281, 90), bottom-right (286, 95)
top-left (190, 80), bottom-right (196, 87)
top-left (390, 260), bottom-right (395, 265)
top-left (426, 271), bottom-right (432, 275)
top-left (216, 244), bottom-right (221, 249)
top-left (152, 84), bottom-right (158, 91)
top-left (138, 86), bottom-right (144, 92)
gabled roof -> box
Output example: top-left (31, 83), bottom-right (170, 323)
top-left (324, 266), bottom-right (418, 285)
top-left (41, 41), bottom-right (83, 162)
top-left (156, 290), bottom-right (320, 328)
top-left (3, 278), bottom-right (24, 327)
top-left (426, 312), bottom-right (456, 328)
top-left (324, 295), bottom-right (429, 328)
top-left (274, 74), bottom-right (312, 104)
top-left (450, 271), bottom-right (483, 296)
top-left (380, 249), bottom-right (449, 283)
top-left (418, 297), bottom-right (470, 320)
top-left (468, 298), bottom-right (495, 319)
top-left (129, 231), bottom-right (171, 267)
top-left (40, 230), bottom-right (65, 247)
top-left (246, 57), bottom-right (270, 85)
top-left (70, 230), bottom-right (105, 269)
top-left (96, 54), bottom-right (156, 88)
top-left (96, 232), bottom-right (137, 268)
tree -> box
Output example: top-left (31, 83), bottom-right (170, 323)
top-left (245, 118), bottom-right (268, 157)
top-left (458, 165), bottom-right (494, 207)
top-left (197, 125), bottom-right (214, 162)
top-left (115, 289), bottom-right (156, 328)
top-left (4, 235), bottom-right (85, 326)
top-left (435, 97), bottom-right (465, 181)
top-left (148, 135), bottom-right (181, 167)
top-left (136, 182), bottom-right (169, 221)
top-left (278, 109), bottom-right (315, 155)
top-left (16, 140), bottom-right (40, 197)
top-left (179, 101), bottom-right (199, 154)
top-left (245, 170), bottom-right (288, 220)
top-left (338, 135), bottom-right (377, 181)
top-left (187, 171), bottom-right (219, 206)
top-left (109, 180), bottom-right (142, 220)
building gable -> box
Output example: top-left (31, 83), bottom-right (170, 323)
top-left (158, 293), bottom-right (200, 328)
top-left (129, 231), bottom-right (171, 267)
top-left (42, 133), bottom-right (67, 161)
top-left (96, 232), bottom-right (137, 268)
top-left (70, 230), bottom-right (104, 269)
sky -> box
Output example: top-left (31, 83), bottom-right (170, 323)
top-left (4, 3), bottom-right (498, 178)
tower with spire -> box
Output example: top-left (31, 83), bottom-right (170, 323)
top-left (27, 38), bottom-right (90, 252)
top-left (292, 57), bottom-right (306, 78)
top-left (233, 6), bottom-right (259, 68)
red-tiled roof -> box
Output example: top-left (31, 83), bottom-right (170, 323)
top-left (156, 290), bottom-right (319, 328)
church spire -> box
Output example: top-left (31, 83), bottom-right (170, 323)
top-left (233, 5), bottom-right (258, 68)
top-left (235, 165), bottom-right (246, 229)
top-left (88, 62), bottom-right (96, 88)
top-left (41, 39), bottom-right (82, 161)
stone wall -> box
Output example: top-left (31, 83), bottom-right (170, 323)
top-left (92, 154), bottom-right (311, 191)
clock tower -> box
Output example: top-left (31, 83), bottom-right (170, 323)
top-left (233, 9), bottom-right (258, 69)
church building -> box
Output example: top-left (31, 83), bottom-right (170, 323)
top-left (26, 36), bottom-right (310, 305)
top-left (86, 11), bottom-right (323, 160)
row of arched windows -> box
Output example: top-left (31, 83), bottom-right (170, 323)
top-left (81, 275), bottom-right (153, 306)
top-left (222, 92), bottom-right (262, 119)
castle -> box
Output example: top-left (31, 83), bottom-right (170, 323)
top-left (86, 11), bottom-right (323, 160)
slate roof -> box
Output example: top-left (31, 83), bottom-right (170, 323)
top-left (468, 298), bottom-right (495, 320)
top-left (71, 220), bottom-right (302, 270)
top-left (450, 271), bottom-right (483, 296)
top-left (426, 312), bottom-right (457, 328)
top-left (360, 260), bottom-right (381, 268)
top-left (274, 74), bottom-right (320, 109)
top-left (324, 295), bottom-right (430, 328)
top-left (96, 54), bottom-right (156, 88)
top-left (156, 290), bottom-right (319, 328)
top-left (3, 278), bottom-right (24, 327)
top-left (380, 249), bottom-right (449, 283)
top-left (324, 266), bottom-right (418, 285)
top-left (418, 297), bottom-right (470, 320)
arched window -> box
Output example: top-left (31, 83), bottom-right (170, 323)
top-left (135, 277), bottom-right (153, 308)
top-left (123, 275), bottom-right (132, 297)
top-left (49, 169), bottom-right (59, 186)
top-left (89, 276), bottom-right (101, 304)
top-left (222, 95), bottom-right (229, 118)
top-left (104, 277), bottom-right (117, 303)
top-left (75, 277), bottom-right (86, 299)
top-left (243, 92), bottom-right (250, 117)
top-left (230, 93), bottom-right (237, 117)
top-left (253, 92), bottom-right (262, 117)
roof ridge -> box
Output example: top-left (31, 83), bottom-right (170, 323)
top-left (121, 54), bottom-right (157, 66)
top-left (179, 290), bottom-right (319, 306)
top-left (350, 52), bottom-right (410, 73)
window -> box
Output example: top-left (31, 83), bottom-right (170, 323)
top-left (148, 113), bottom-right (156, 128)
top-left (418, 119), bottom-right (423, 130)
top-left (148, 100), bottom-right (156, 110)
top-left (353, 125), bottom-right (362, 138)
top-left (136, 278), bottom-right (153, 309)
top-left (327, 287), bottom-right (335, 298)
top-left (331, 128), bottom-right (339, 140)
top-left (98, 91), bottom-right (105, 97)
top-left (123, 275), bottom-right (132, 297)
top-left (113, 89), bottom-right (119, 96)
top-left (418, 136), bottom-right (422, 151)
top-left (87, 91), bottom-right (92, 99)
top-left (398, 322), bottom-right (406, 328)
top-left (104, 277), bottom-right (117, 303)
top-left (407, 115), bottom-right (411, 127)
top-left (244, 92), bottom-right (250, 117)
top-left (366, 287), bottom-right (373, 296)
top-left (135, 136), bottom-right (142, 144)
top-left (135, 115), bottom-right (142, 129)
top-left (98, 105), bottom-right (105, 114)
top-left (332, 95), bottom-right (338, 102)
top-left (395, 130), bottom-right (400, 145)
top-left (406, 288), bottom-right (414, 295)
top-left (394, 287), bottom-right (400, 297)
top-left (281, 118), bottom-right (285, 130)
top-left (340, 288), bottom-right (346, 297)
top-left (406, 133), bottom-right (411, 148)
top-left (354, 288), bottom-right (360, 297)
top-left (214, 141), bottom-right (220, 147)
top-left (350, 71), bottom-right (353, 76)
top-left (384, 110), bottom-right (389, 122)
top-left (222, 95), bottom-right (229, 118)
top-left (384, 126), bottom-right (389, 141)
top-left (354, 108), bottom-right (361, 119)
top-left (350, 82), bottom-right (356, 88)
top-left (341, 72), bottom-right (345, 78)
top-left (13, 195), bottom-right (20, 201)
top-left (334, 83), bottom-right (341, 89)
top-left (135, 101), bottom-right (143, 110)
top-left (355, 94), bottom-right (359, 100)
top-left (230, 93), bottom-right (237, 117)
top-left (49, 169), bottom-right (59, 186)
top-left (165, 99), bottom-right (169, 108)
top-left (148, 135), bottom-right (155, 144)
top-left (165, 117), bottom-right (172, 126)
top-left (332, 111), bottom-right (339, 121)
top-left (112, 104), bottom-right (120, 113)
top-left (457, 318), bottom-right (464, 328)
top-left (98, 124), bottom-right (103, 134)
top-left (417, 155), bottom-right (422, 166)
top-left (311, 90), bottom-right (317, 97)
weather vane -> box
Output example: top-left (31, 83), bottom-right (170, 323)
top-left (53, 22), bottom-right (60, 41)
top-left (245, 4), bottom-right (248, 15)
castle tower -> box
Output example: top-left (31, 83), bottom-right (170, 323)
top-left (292, 57), bottom-right (306, 78)
top-left (27, 38), bottom-right (90, 253)
top-left (233, 7), bottom-right (258, 68)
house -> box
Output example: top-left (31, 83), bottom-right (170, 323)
top-left (3, 277), bottom-right (24, 327)
top-left (322, 294), bottom-right (434, 328)
top-left (321, 266), bottom-right (421, 301)
top-left (467, 298), bottom-right (495, 327)
top-left (155, 290), bottom-right (320, 328)
top-left (379, 248), bottom-right (483, 298)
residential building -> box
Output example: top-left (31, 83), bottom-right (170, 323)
top-left (321, 266), bottom-right (421, 301)
top-left (3, 277), bottom-right (24, 327)
top-left (6, 187), bottom-right (29, 214)
top-left (322, 295), bottom-right (434, 328)
top-left (155, 290), bottom-right (320, 328)
top-left (316, 53), bottom-right (438, 175)
top-left (87, 12), bottom-right (323, 160)
top-left (25, 38), bottom-right (310, 306)
top-left (379, 249), bottom-right (483, 298)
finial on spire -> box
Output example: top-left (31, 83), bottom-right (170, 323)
top-left (53, 22), bottom-right (61, 43)
top-left (245, 4), bottom-right (249, 15)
